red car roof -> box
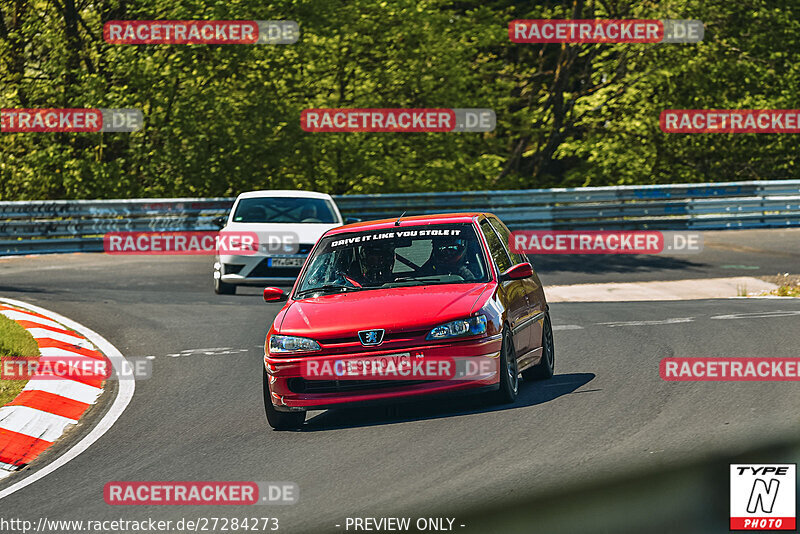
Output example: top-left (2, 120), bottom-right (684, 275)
top-left (327, 212), bottom-right (487, 236)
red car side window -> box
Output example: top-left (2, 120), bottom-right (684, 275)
top-left (479, 219), bottom-right (512, 273)
top-left (487, 217), bottom-right (526, 265)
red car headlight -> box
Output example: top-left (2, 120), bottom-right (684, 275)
top-left (269, 335), bottom-right (321, 354)
top-left (426, 315), bottom-right (487, 340)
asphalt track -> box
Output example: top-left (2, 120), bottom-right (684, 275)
top-left (532, 227), bottom-right (800, 284)
top-left (0, 228), bottom-right (799, 534)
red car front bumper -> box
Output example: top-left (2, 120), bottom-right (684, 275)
top-left (264, 335), bottom-right (502, 411)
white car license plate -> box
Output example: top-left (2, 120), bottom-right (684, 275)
top-left (269, 257), bottom-right (304, 268)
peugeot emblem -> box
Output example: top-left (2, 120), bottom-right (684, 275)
top-left (358, 329), bottom-right (385, 346)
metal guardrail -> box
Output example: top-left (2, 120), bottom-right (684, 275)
top-left (333, 180), bottom-right (800, 230)
top-left (2, 180), bottom-right (800, 255)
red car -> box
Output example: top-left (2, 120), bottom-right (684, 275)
top-left (261, 213), bottom-right (554, 430)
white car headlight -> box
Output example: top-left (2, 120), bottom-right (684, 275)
top-left (426, 315), bottom-right (487, 340)
top-left (269, 335), bottom-right (321, 353)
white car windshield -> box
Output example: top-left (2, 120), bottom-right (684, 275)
top-left (232, 197), bottom-right (338, 224)
top-left (295, 223), bottom-right (490, 297)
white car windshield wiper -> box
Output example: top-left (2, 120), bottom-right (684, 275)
top-left (295, 284), bottom-right (360, 298)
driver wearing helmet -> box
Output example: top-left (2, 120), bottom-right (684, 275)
top-left (419, 236), bottom-right (477, 281)
top-left (353, 242), bottom-right (396, 285)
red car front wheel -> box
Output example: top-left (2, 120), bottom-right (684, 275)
top-left (490, 328), bottom-right (519, 404)
top-left (263, 367), bottom-right (305, 430)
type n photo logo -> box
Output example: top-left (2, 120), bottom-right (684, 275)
top-left (730, 464), bottom-right (796, 530)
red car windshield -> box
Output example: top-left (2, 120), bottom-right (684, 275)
top-left (296, 223), bottom-right (490, 296)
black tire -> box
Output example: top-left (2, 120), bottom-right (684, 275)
top-left (214, 277), bottom-right (236, 295)
top-left (262, 367), bottom-right (305, 430)
top-left (489, 327), bottom-right (519, 404)
top-left (522, 312), bottom-right (555, 381)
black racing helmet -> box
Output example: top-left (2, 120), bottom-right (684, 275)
top-left (433, 236), bottom-right (467, 264)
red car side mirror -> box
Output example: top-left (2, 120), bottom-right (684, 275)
top-left (263, 287), bottom-right (287, 302)
top-left (501, 262), bottom-right (533, 281)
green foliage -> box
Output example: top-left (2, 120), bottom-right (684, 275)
top-left (1, 0), bottom-right (798, 199)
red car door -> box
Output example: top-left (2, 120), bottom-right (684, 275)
top-left (478, 218), bottom-right (531, 356)
top-left (487, 216), bottom-right (545, 356)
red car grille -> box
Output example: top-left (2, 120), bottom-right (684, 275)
top-left (287, 378), bottom-right (427, 394)
top-left (319, 330), bottom-right (430, 350)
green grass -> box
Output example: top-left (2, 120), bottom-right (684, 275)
top-left (737, 284), bottom-right (748, 297)
top-left (773, 284), bottom-right (800, 297)
top-left (0, 314), bottom-right (40, 407)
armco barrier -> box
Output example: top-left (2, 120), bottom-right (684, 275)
top-left (1, 180), bottom-right (800, 255)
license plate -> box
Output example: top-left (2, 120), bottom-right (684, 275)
top-left (268, 257), bottom-right (304, 268)
top-left (377, 352), bottom-right (412, 363)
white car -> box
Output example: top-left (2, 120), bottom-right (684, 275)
top-left (213, 190), bottom-right (348, 294)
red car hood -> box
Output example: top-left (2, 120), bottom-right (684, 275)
top-left (279, 283), bottom-right (490, 339)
